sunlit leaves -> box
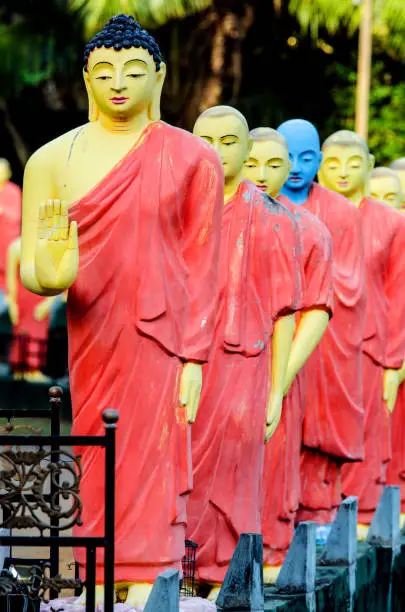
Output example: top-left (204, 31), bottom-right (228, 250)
top-left (71, 0), bottom-right (213, 35)
top-left (289, 0), bottom-right (405, 60)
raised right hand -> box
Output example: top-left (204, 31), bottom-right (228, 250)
top-left (35, 199), bottom-right (78, 291)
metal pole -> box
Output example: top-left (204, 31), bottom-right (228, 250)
top-left (49, 387), bottom-right (62, 601)
top-left (103, 409), bottom-right (118, 612)
top-left (355, 0), bottom-right (373, 140)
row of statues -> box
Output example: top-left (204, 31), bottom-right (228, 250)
top-left (10, 13), bottom-right (405, 608)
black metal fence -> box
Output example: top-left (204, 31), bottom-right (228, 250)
top-left (0, 387), bottom-right (117, 612)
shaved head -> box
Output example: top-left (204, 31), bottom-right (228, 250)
top-left (194, 105), bottom-right (249, 135)
top-left (249, 127), bottom-right (288, 150)
top-left (390, 157), bottom-right (405, 170)
top-left (371, 167), bottom-right (401, 182)
top-left (322, 130), bottom-right (369, 156)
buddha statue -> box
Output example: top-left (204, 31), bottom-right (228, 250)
top-left (20, 14), bottom-right (224, 607)
top-left (369, 166), bottom-right (405, 528)
top-left (6, 236), bottom-right (56, 381)
top-left (390, 158), bottom-right (405, 209)
top-left (243, 126), bottom-right (333, 576)
top-left (319, 130), bottom-right (405, 538)
top-left (0, 159), bottom-right (22, 317)
top-left (186, 108), bottom-right (303, 599)
top-left (274, 120), bottom-right (366, 542)
top-left (370, 167), bottom-right (403, 210)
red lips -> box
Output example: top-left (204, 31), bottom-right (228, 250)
top-left (110, 97), bottom-right (129, 104)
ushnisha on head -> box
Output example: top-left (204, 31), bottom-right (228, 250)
top-left (370, 167), bottom-right (403, 210)
top-left (83, 14), bottom-right (166, 122)
top-left (318, 130), bottom-right (374, 202)
top-left (193, 106), bottom-right (252, 182)
top-left (276, 119), bottom-right (322, 194)
top-left (243, 127), bottom-right (291, 198)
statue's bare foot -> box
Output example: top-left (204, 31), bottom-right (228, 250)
top-left (400, 513), bottom-right (405, 531)
top-left (26, 370), bottom-right (51, 383)
top-left (207, 584), bottom-right (222, 602)
top-left (74, 585), bottom-right (105, 606)
top-left (357, 523), bottom-right (370, 541)
top-left (263, 564), bottom-right (282, 584)
top-left (125, 582), bottom-right (154, 607)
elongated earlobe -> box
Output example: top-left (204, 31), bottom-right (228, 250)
top-left (83, 69), bottom-right (100, 122)
top-left (148, 63), bottom-right (166, 121)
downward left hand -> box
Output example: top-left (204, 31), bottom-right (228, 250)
top-left (383, 368), bottom-right (399, 413)
top-left (34, 297), bottom-right (54, 321)
top-left (265, 390), bottom-right (283, 443)
top-left (180, 362), bottom-right (202, 424)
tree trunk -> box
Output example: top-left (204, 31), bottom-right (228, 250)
top-left (165, 2), bottom-right (254, 130)
top-left (355, 0), bottom-right (373, 140)
top-left (198, 3), bottom-right (254, 112)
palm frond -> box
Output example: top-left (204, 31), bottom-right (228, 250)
top-left (71, 0), bottom-right (213, 36)
top-left (289, 0), bottom-right (405, 59)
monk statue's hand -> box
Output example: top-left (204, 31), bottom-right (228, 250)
top-left (283, 368), bottom-right (295, 397)
top-left (5, 295), bottom-right (18, 326)
top-left (34, 297), bottom-right (55, 321)
top-left (383, 368), bottom-right (399, 413)
top-left (265, 390), bottom-right (283, 443)
top-left (180, 362), bottom-right (202, 424)
top-left (35, 199), bottom-right (78, 291)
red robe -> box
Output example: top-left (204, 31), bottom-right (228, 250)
top-left (286, 183), bottom-right (367, 523)
top-left (186, 180), bottom-right (303, 583)
top-left (9, 271), bottom-right (50, 371)
top-left (387, 382), bottom-right (405, 512)
top-left (68, 121), bottom-right (224, 583)
top-left (342, 198), bottom-right (405, 523)
top-left (0, 182), bottom-right (21, 292)
top-left (263, 198), bottom-right (333, 564)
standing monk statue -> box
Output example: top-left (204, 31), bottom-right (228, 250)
top-left (20, 15), bottom-right (224, 607)
top-left (0, 159), bottom-right (22, 316)
top-left (243, 127), bottom-right (333, 579)
top-left (319, 131), bottom-right (405, 537)
top-left (276, 119), bottom-right (367, 541)
top-left (186, 107), bottom-right (303, 601)
top-left (371, 168), bottom-right (405, 527)
top-left (390, 158), bottom-right (405, 209)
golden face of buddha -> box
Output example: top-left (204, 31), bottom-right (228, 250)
top-left (319, 144), bottom-right (372, 199)
top-left (243, 140), bottom-right (290, 197)
top-left (193, 114), bottom-right (251, 180)
top-left (84, 46), bottom-right (165, 120)
top-left (370, 175), bottom-right (402, 210)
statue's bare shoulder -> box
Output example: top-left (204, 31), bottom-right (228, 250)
top-left (25, 123), bottom-right (90, 176)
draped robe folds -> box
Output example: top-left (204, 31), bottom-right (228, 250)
top-left (281, 183), bottom-right (367, 523)
top-left (0, 182), bottom-right (21, 291)
top-left (67, 121), bottom-right (224, 583)
top-left (263, 199), bottom-right (333, 565)
top-left (186, 180), bottom-right (303, 584)
top-left (342, 198), bottom-right (405, 523)
top-left (387, 382), bottom-right (405, 512)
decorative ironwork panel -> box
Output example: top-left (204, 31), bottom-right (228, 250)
top-left (38, 563), bottom-right (83, 602)
top-left (0, 448), bottom-right (83, 532)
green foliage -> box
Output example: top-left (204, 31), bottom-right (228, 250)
top-left (325, 59), bottom-right (405, 164)
top-left (289, 0), bottom-right (360, 38)
top-left (289, 0), bottom-right (405, 60)
top-left (71, 0), bottom-right (213, 35)
top-left (0, 1), bottom-right (83, 96)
